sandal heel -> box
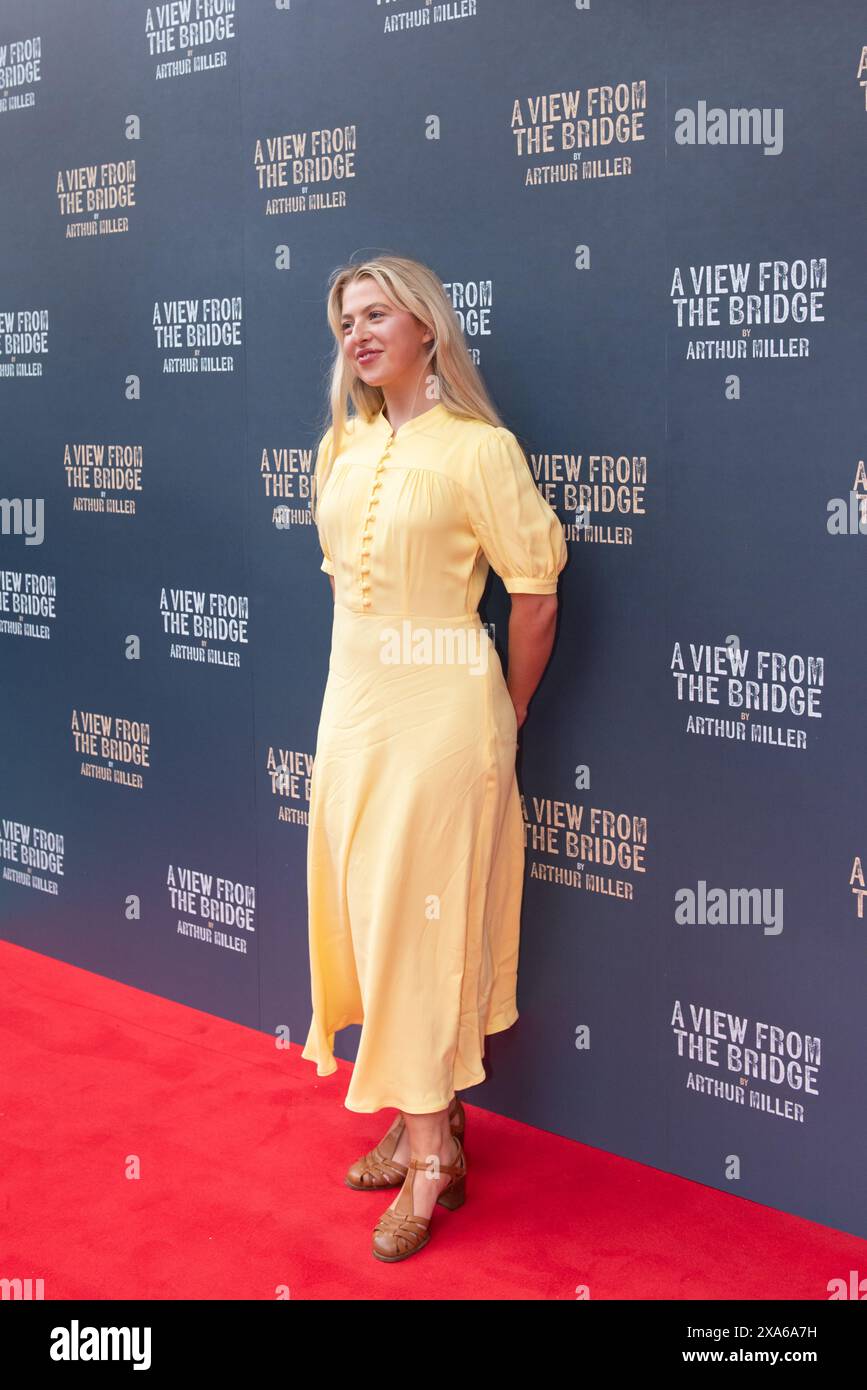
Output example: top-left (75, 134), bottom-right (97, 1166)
top-left (437, 1175), bottom-right (466, 1211)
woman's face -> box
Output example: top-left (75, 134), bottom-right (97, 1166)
top-left (340, 279), bottom-right (431, 391)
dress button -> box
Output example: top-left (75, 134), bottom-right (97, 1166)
top-left (360, 565), bottom-right (370, 576)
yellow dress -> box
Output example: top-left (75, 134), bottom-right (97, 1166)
top-left (301, 401), bottom-right (568, 1113)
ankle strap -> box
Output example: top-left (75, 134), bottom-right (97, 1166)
top-left (408, 1137), bottom-right (462, 1176)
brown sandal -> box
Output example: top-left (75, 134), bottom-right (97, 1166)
top-left (372, 1134), bottom-right (467, 1262)
top-left (345, 1095), bottom-right (466, 1191)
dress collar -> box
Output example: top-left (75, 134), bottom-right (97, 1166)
top-left (375, 401), bottom-right (448, 439)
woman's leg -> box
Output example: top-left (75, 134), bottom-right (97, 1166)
top-left (384, 1104), bottom-right (460, 1220)
top-left (389, 1095), bottom-right (458, 1166)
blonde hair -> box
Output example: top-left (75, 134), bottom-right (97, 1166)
top-left (312, 253), bottom-right (506, 519)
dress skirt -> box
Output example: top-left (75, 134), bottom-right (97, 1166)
top-left (301, 601), bottom-right (523, 1113)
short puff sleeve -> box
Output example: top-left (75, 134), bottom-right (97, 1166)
top-left (312, 426), bottom-right (335, 574)
top-left (465, 426), bottom-right (567, 594)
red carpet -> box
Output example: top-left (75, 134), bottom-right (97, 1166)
top-left (0, 938), bottom-right (862, 1300)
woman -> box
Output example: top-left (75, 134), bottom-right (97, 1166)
top-left (302, 254), bottom-right (567, 1261)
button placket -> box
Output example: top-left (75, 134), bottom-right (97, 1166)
top-left (360, 438), bottom-right (392, 609)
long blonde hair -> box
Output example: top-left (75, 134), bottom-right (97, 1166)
top-left (312, 254), bottom-right (505, 519)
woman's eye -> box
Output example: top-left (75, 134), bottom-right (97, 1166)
top-left (342, 311), bottom-right (384, 331)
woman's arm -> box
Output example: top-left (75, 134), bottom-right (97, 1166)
top-left (505, 593), bottom-right (558, 730)
top-left (328, 574), bottom-right (335, 600)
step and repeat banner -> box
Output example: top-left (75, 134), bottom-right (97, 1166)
top-left (1, 1), bottom-right (864, 1240)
